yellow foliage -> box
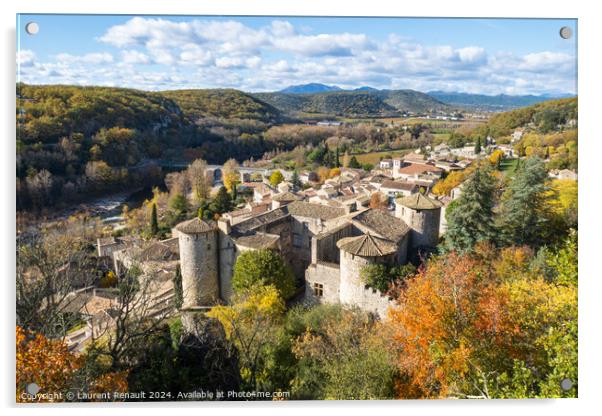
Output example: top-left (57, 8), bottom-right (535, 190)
top-left (100, 270), bottom-right (118, 288)
top-left (16, 326), bottom-right (83, 402)
top-left (328, 168), bottom-right (341, 178)
top-left (432, 170), bottom-right (468, 196)
top-left (489, 149), bottom-right (504, 165)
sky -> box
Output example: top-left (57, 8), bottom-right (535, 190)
top-left (16, 14), bottom-right (578, 95)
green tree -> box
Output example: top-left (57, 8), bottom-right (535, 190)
top-left (173, 265), bottom-right (183, 309)
top-left (499, 157), bottom-right (555, 247)
top-left (474, 136), bottom-right (482, 154)
top-left (335, 146), bottom-right (340, 168)
top-left (348, 156), bottom-right (361, 169)
top-left (169, 193), bottom-right (188, 216)
top-left (269, 170), bottom-right (284, 187)
top-left (360, 263), bottom-right (416, 293)
top-left (291, 170), bottom-right (302, 191)
top-left (210, 186), bottom-right (233, 214)
top-left (232, 249), bottom-right (296, 300)
top-left (445, 165), bottom-right (498, 252)
top-left (291, 305), bottom-right (398, 399)
top-left (150, 203), bottom-right (159, 236)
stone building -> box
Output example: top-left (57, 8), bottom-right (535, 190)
top-left (395, 193), bottom-right (443, 252)
top-left (101, 194), bottom-right (442, 319)
top-left (175, 218), bottom-right (220, 309)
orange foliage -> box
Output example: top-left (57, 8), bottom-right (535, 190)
top-left (369, 192), bottom-right (388, 210)
top-left (387, 252), bottom-right (510, 398)
top-left (89, 371), bottom-right (129, 400)
top-left (16, 326), bottom-right (83, 402)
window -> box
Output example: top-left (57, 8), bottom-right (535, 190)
top-left (207, 244), bottom-right (211, 250)
top-left (293, 233), bottom-right (302, 247)
top-left (313, 283), bottom-right (324, 297)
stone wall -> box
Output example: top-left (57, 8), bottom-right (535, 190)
top-left (305, 261), bottom-right (341, 304)
top-left (178, 231), bottom-right (219, 308)
top-left (339, 250), bottom-right (396, 317)
top-left (397, 206), bottom-right (441, 250)
top-left (218, 232), bottom-right (237, 303)
top-left (313, 223), bottom-right (354, 264)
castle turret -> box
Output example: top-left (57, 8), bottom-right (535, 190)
top-left (395, 193), bottom-right (442, 251)
top-left (336, 234), bottom-right (397, 306)
top-left (175, 218), bottom-right (219, 308)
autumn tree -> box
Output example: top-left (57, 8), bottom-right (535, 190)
top-left (187, 158), bottom-right (211, 203)
top-left (207, 285), bottom-right (285, 391)
top-left (387, 246), bottom-right (577, 399)
top-left (489, 149), bottom-right (504, 168)
top-left (269, 170), bottom-right (284, 187)
top-left (222, 158), bottom-right (240, 192)
top-left (16, 326), bottom-right (83, 402)
top-left (16, 229), bottom-right (98, 338)
top-left (328, 167), bottom-right (341, 178)
top-left (369, 191), bottom-right (389, 210)
top-left (89, 265), bottom-right (172, 371)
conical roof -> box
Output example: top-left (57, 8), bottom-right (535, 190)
top-left (175, 217), bottom-right (217, 234)
top-left (336, 234), bottom-right (397, 257)
top-left (396, 193), bottom-right (442, 210)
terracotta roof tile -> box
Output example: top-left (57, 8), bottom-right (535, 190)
top-left (396, 193), bottom-right (443, 210)
top-left (351, 208), bottom-right (410, 242)
top-left (337, 234), bottom-right (397, 257)
top-left (175, 218), bottom-right (217, 234)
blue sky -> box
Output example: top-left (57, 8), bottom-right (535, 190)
top-left (16, 14), bottom-right (577, 95)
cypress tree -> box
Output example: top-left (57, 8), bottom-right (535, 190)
top-left (499, 156), bottom-right (554, 247)
top-left (173, 265), bottom-right (183, 309)
top-left (231, 182), bottom-right (238, 201)
top-left (474, 137), bottom-right (482, 155)
top-left (334, 146), bottom-right (341, 168)
top-left (291, 170), bottom-right (302, 191)
top-left (150, 203), bottom-right (159, 236)
top-left (348, 156), bottom-right (361, 169)
top-left (445, 164), bottom-right (498, 252)
top-left (211, 186), bottom-right (233, 214)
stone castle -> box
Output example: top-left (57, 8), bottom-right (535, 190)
top-left (171, 193), bottom-right (442, 317)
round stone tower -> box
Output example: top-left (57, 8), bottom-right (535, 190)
top-left (175, 217), bottom-right (219, 308)
top-left (395, 193), bottom-right (442, 250)
top-left (336, 234), bottom-right (397, 304)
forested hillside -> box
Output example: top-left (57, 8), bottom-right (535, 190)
top-left (160, 89), bottom-right (283, 124)
top-left (15, 84), bottom-right (283, 211)
top-left (476, 97), bottom-right (577, 137)
top-left (428, 91), bottom-right (571, 111)
top-left (254, 89), bottom-right (450, 117)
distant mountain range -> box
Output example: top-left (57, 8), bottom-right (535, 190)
top-left (255, 85), bottom-right (450, 117)
top-left (279, 83), bottom-right (343, 94)
top-left (427, 91), bottom-right (575, 111)
top-left (271, 83), bottom-right (574, 113)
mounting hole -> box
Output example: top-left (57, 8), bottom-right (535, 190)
top-left (560, 378), bottom-right (573, 391)
top-left (559, 26), bottom-right (572, 40)
top-left (25, 22), bottom-right (39, 35)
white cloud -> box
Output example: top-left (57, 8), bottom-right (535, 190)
top-left (18, 17), bottom-right (576, 96)
top-left (122, 50), bottom-right (150, 64)
top-left (56, 52), bottom-right (113, 64)
top-left (17, 49), bottom-right (35, 67)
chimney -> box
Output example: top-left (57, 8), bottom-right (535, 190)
top-left (218, 217), bottom-right (231, 235)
